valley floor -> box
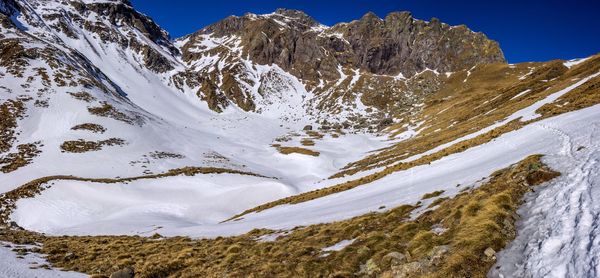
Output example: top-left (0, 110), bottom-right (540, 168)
top-left (10, 103), bottom-right (600, 241)
top-left (3, 93), bottom-right (600, 277)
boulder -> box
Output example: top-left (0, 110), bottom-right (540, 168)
top-left (382, 251), bottom-right (407, 266)
top-left (484, 247), bottom-right (496, 258)
top-left (110, 267), bottom-right (134, 278)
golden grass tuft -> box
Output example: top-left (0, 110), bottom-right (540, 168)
top-left (276, 146), bottom-right (320, 157)
top-left (88, 102), bottom-right (143, 125)
top-left (71, 123), bottom-right (106, 133)
top-left (421, 190), bottom-right (445, 200)
top-left (300, 139), bottom-right (315, 146)
top-left (68, 91), bottom-right (96, 103)
top-left (60, 138), bottom-right (126, 153)
top-left (0, 142), bottom-right (42, 173)
top-left (0, 99), bottom-right (26, 153)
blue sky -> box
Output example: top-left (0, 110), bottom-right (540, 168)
top-left (130, 0), bottom-right (600, 63)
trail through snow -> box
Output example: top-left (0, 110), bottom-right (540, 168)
top-left (490, 122), bottom-right (600, 278)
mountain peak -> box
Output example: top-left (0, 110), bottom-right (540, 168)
top-left (385, 11), bottom-right (412, 19)
top-left (273, 8), bottom-right (308, 18)
top-left (360, 11), bottom-right (380, 21)
top-left (268, 8), bottom-right (320, 28)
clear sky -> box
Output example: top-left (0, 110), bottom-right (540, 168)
top-left (130, 0), bottom-right (600, 63)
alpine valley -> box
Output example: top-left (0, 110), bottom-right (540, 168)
top-left (0, 0), bottom-right (599, 277)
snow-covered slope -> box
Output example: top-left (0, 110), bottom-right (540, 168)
top-left (0, 242), bottom-right (85, 278)
top-left (12, 99), bottom-right (600, 238)
top-left (0, 0), bottom-right (393, 232)
top-left (0, 0), bottom-right (390, 190)
top-left (1, 1), bottom-right (600, 277)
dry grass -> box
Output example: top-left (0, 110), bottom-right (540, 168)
top-left (88, 102), bottom-right (143, 125)
top-left (342, 56), bottom-right (600, 178)
top-left (0, 98), bottom-right (40, 173)
top-left (422, 190), bottom-right (445, 200)
top-left (276, 146), bottom-right (320, 157)
top-left (68, 91), bottom-right (96, 103)
top-left (71, 123), bottom-right (106, 133)
top-left (305, 130), bottom-right (324, 139)
top-left (0, 142), bottom-right (42, 173)
top-left (234, 120), bottom-right (524, 218)
top-left (60, 138), bottom-right (126, 153)
top-left (0, 99), bottom-right (26, 153)
top-left (0, 156), bottom-right (558, 277)
top-left (300, 139), bottom-right (315, 146)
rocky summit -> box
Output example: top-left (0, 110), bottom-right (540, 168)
top-left (0, 0), bottom-right (599, 277)
top-left (178, 8), bottom-right (504, 114)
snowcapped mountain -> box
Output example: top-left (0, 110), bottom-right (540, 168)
top-left (0, 0), bottom-right (599, 277)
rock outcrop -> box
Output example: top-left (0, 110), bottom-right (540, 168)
top-left (176, 8), bottom-right (505, 118)
top-left (182, 9), bottom-right (505, 80)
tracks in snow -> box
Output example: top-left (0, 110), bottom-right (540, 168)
top-left (491, 123), bottom-right (600, 277)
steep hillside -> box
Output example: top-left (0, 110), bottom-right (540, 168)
top-left (176, 8), bottom-right (504, 123)
top-left (0, 0), bottom-right (599, 277)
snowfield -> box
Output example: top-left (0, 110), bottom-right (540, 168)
top-left (11, 103), bottom-right (600, 245)
top-left (2, 1), bottom-right (600, 277)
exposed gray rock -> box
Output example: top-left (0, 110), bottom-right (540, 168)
top-left (178, 9), bottom-right (505, 114)
top-left (429, 245), bottom-right (450, 266)
top-left (359, 258), bottom-right (380, 276)
top-left (382, 251), bottom-right (407, 266)
top-left (186, 10), bottom-right (505, 80)
top-left (109, 267), bottom-right (134, 278)
top-left (391, 261), bottom-right (425, 278)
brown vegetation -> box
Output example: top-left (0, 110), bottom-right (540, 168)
top-left (60, 138), bottom-right (126, 153)
top-left (0, 142), bottom-right (42, 173)
top-left (300, 139), bottom-right (315, 146)
top-left (276, 146), bottom-right (320, 157)
top-left (0, 156), bottom-right (559, 277)
top-left (227, 55), bottom-right (600, 218)
top-left (421, 190), bottom-right (445, 200)
top-left (0, 99), bottom-right (26, 153)
top-left (71, 123), bottom-right (106, 133)
top-left (88, 102), bottom-right (144, 125)
top-left (68, 91), bottom-right (96, 103)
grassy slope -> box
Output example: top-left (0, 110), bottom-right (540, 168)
top-left (230, 54), bottom-right (600, 218)
top-left (0, 156), bottom-right (558, 277)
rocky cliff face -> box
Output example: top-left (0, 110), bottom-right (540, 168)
top-left (175, 9), bottom-right (505, 123)
top-left (182, 9), bottom-right (504, 80)
top-left (0, 0), bottom-right (507, 130)
top-left (7, 0), bottom-right (179, 73)
top-left (332, 11), bottom-right (504, 76)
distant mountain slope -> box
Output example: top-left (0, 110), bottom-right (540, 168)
top-left (1, 0), bottom-right (600, 277)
